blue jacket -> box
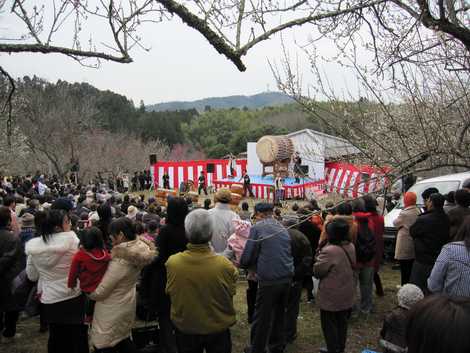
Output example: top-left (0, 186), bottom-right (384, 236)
top-left (240, 218), bottom-right (294, 284)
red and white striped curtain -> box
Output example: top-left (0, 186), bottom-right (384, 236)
top-left (152, 159), bottom-right (248, 189)
top-left (324, 161), bottom-right (389, 198)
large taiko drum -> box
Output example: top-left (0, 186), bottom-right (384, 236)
top-left (230, 184), bottom-right (244, 197)
top-left (256, 135), bottom-right (295, 164)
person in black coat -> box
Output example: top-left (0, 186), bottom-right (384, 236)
top-left (145, 197), bottom-right (188, 353)
top-left (0, 206), bottom-right (23, 340)
top-left (297, 209), bottom-right (321, 302)
top-left (284, 228), bottom-right (313, 343)
top-left (410, 193), bottom-right (450, 293)
top-left (447, 189), bottom-right (470, 240)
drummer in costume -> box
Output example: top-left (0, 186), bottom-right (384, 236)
top-left (293, 152), bottom-right (302, 183)
top-left (228, 153), bottom-right (237, 177)
top-left (198, 171), bottom-right (208, 195)
top-left (242, 172), bottom-right (255, 198)
top-left (162, 172), bottom-right (170, 189)
top-left (274, 174), bottom-right (284, 206)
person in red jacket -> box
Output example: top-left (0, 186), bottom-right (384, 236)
top-left (363, 195), bottom-right (385, 297)
top-left (68, 227), bottom-right (111, 321)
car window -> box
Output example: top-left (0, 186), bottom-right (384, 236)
top-left (396, 180), bottom-right (460, 208)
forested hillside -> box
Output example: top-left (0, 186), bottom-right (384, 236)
top-left (146, 91), bottom-right (294, 112)
top-left (5, 77), bottom-right (341, 167)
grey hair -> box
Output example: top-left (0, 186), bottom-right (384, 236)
top-left (184, 209), bottom-right (213, 244)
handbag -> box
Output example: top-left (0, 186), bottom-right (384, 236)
top-left (24, 285), bottom-right (40, 317)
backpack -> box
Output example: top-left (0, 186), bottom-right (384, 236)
top-left (355, 220), bottom-right (376, 263)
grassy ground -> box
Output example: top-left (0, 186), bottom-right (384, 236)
top-left (6, 265), bottom-right (399, 353)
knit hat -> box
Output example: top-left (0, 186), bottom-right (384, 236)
top-left (404, 192), bottom-right (417, 208)
top-left (215, 188), bottom-right (232, 203)
top-left (21, 213), bottom-right (35, 228)
top-left (397, 284), bottom-right (424, 309)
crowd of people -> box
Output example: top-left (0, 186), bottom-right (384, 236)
top-left (1, 174), bottom-right (470, 353)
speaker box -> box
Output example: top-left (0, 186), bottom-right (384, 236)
top-left (149, 154), bottom-right (157, 164)
top-left (207, 163), bottom-right (215, 173)
top-left (299, 165), bottom-right (309, 174)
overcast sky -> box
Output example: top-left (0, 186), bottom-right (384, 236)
top-left (1, 7), bottom-right (357, 105)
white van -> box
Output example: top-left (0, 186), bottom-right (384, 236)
top-left (384, 171), bottom-right (470, 246)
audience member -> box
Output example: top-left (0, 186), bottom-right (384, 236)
top-left (353, 200), bottom-right (377, 314)
top-left (67, 227), bottom-right (111, 322)
top-left (89, 217), bottom-right (156, 353)
top-left (0, 206), bottom-right (23, 342)
top-left (241, 203), bottom-right (293, 353)
top-left (314, 218), bottom-right (356, 353)
top-left (428, 217), bottom-right (470, 297)
top-left (166, 209), bottom-right (238, 353)
top-left (447, 189), bottom-right (470, 239)
top-left (147, 197), bottom-right (188, 353)
top-left (406, 295), bottom-right (470, 353)
top-left (285, 228), bottom-right (313, 343)
top-left (410, 193), bottom-right (450, 293)
top-left (393, 192), bottom-right (420, 285)
top-left (380, 284), bottom-right (423, 353)
top-left (26, 209), bottom-right (88, 353)
top-left (238, 201), bottom-right (251, 221)
top-left (208, 189), bottom-right (240, 253)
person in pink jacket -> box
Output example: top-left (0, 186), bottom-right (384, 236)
top-left (224, 219), bottom-right (258, 323)
top-left (226, 219), bottom-right (251, 266)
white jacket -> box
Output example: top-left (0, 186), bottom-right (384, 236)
top-left (208, 203), bottom-right (240, 253)
top-left (25, 231), bottom-right (81, 304)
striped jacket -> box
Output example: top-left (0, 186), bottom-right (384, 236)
top-left (428, 241), bottom-right (470, 297)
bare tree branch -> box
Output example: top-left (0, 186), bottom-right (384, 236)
top-left (0, 43), bottom-right (133, 62)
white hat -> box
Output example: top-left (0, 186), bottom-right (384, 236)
top-left (89, 212), bottom-right (100, 222)
top-left (397, 284), bottom-right (424, 309)
top-left (127, 205), bottom-right (138, 220)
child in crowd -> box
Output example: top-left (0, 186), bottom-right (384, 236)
top-left (225, 218), bottom-right (258, 323)
top-left (68, 227), bottom-right (111, 322)
top-left (380, 284), bottom-right (424, 353)
top-left (226, 219), bottom-right (252, 266)
top-left (134, 222), bottom-right (146, 238)
top-left (143, 220), bottom-right (160, 242)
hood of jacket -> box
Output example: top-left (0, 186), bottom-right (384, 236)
top-left (353, 212), bottom-right (372, 223)
top-left (25, 231), bottom-right (79, 269)
top-left (334, 215), bottom-right (354, 224)
top-left (111, 236), bottom-right (157, 268)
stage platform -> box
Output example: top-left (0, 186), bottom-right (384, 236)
top-left (213, 175), bottom-right (325, 200)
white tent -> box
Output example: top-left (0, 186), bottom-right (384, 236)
top-left (287, 129), bottom-right (359, 180)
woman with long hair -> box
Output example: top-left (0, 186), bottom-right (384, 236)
top-left (90, 217), bottom-right (156, 352)
top-left (147, 197), bottom-right (189, 353)
top-left (25, 209), bottom-right (88, 353)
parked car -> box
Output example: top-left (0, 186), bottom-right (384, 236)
top-left (383, 171), bottom-right (470, 259)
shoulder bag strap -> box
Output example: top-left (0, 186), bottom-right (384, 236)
top-left (339, 245), bottom-right (354, 269)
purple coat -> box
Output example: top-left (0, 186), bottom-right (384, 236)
top-left (314, 242), bottom-right (356, 311)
